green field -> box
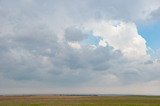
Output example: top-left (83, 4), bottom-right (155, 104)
top-left (0, 95), bottom-right (160, 106)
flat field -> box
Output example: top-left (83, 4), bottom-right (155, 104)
top-left (0, 95), bottom-right (160, 106)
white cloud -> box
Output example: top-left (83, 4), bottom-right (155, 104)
top-left (84, 20), bottom-right (149, 60)
top-left (99, 39), bottom-right (107, 47)
top-left (68, 42), bottom-right (81, 49)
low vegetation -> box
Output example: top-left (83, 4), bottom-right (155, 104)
top-left (0, 95), bottom-right (160, 106)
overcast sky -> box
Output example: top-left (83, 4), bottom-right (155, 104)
top-left (0, 0), bottom-right (160, 95)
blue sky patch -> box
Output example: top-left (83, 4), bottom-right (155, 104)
top-left (81, 34), bottom-right (101, 46)
top-left (137, 21), bottom-right (160, 50)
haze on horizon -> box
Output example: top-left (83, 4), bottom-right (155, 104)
top-left (0, 0), bottom-right (160, 95)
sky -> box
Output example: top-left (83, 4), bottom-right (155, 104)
top-left (0, 0), bottom-right (160, 95)
top-left (138, 21), bottom-right (160, 50)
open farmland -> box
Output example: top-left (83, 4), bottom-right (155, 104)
top-left (0, 95), bottom-right (160, 106)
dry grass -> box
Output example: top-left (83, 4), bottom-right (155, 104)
top-left (0, 95), bottom-right (160, 106)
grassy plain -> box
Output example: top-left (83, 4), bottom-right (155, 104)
top-left (0, 95), bottom-right (160, 106)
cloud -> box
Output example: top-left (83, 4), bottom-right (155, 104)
top-left (150, 7), bottom-right (160, 21)
top-left (83, 20), bottom-right (149, 60)
top-left (0, 0), bottom-right (160, 95)
top-left (65, 27), bottom-right (88, 42)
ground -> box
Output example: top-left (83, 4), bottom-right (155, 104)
top-left (0, 95), bottom-right (160, 106)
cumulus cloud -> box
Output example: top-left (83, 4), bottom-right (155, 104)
top-left (150, 7), bottom-right (160, 21)
top-left (0, 0), bottom-right (160, 95)
top-left (65, 27), bottom-right (88, 42)
top-left (83, 21), bottom-right (149, 60)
